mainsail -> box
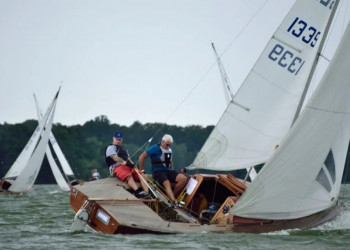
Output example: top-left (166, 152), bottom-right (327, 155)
top-left (191, 0), bottom-right (339, 171)
top-left (233, 19), bottom-right (350, 220)
top-left (8, 90), bottom-right (60, 193)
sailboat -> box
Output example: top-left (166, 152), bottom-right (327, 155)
top-left (0, 89), bottom-right (60, 194)
top-left (34, 94), bottom-right (77, 192)
top-left (69, 0), bottom-right (350, 233)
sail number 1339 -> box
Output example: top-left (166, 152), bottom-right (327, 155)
top-left (287, 17), bottom-right (321, 48)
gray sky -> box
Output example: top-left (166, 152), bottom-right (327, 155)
top-left (1, 0), bottom-right (349, 127)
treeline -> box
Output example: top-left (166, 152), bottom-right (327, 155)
top-left (1, 115), bottom-right (350, 183)
top-left (0, 115), bottom-right (215, 183)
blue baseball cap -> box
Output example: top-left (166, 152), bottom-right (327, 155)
top-left (113, 131), bottom-right (123, 139)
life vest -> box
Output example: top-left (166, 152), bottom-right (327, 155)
top-left (105, 144), bottom-right (130, 167)
top-left (151, 143), bottom-right (172, 170)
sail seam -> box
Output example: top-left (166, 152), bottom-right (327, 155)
top-left (226, 111), bottom-right (280, 140)
top-left (272, 35), bottom-right (303, 53)
top-left (307, 106), bottom-right (350, 114)
top-left (252, 69), bottom-right (300, 97)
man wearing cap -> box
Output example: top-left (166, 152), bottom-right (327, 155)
top-left (105, 131), bottom-right (150, 199)
top-left (139, 134), bottom-right (187, 203)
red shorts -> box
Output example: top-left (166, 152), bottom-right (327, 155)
top-left (113, 165), bottom-right (140, 182)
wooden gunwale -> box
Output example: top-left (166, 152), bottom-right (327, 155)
top-left (88, 198), bottom-right (157, 203)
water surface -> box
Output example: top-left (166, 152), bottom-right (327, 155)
top-left (1, 184), bottom-right (350, 249)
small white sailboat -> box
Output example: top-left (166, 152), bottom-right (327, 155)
top-left (34, 94), bottom-right (76, 192)
top-left (69, 0), bottom-right (350, 234)
top-left (0, 89), bottom-right (60, 194)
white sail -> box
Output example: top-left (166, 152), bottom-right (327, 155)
top-left (45, 142), bottom-right (70, 191)
top-left (8, 91), bottom-right (59, 193)
top-left (34, 94), bottom-right (75, 177)
top-left (233, 20), bottom-right (350, 220)
top-left (4, 91), bottom-right (59, 179)
top-left (192, 0), bottom-right (338, 171)
top-left (34, 94), bottom-right (71, 191)
top-left (212, 42), bottom-right (258, 180)
top-left (49, 135), bottom-right (75, 177)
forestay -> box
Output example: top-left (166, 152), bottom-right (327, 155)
top-left (233, 19), bottom-right (350, 220)
top-left (191, 0), bottom-right (337, 171)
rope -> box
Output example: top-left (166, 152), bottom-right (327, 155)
top-left (128, 137), bottom-right (153, 160)
top-left (135, 1), bottom-right (270, 129)
top-left (211, 178), bottom-right (218, 206)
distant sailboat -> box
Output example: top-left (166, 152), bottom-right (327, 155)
top-left (0, 89), bottom-right (60, 194)
top-left (34, 94), bottom-right (76, 192)
top-left (69, 0), bottom-right (349, 234)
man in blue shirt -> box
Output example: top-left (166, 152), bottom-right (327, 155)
top-left (139, 134), bottom-right (187, 202)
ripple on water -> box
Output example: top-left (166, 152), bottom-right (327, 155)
top-left (1, 184), bottom-right (350, 249)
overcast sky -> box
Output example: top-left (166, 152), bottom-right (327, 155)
top-left (1, 0), bottom-right (349, 127)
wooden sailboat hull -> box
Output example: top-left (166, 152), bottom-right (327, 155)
top-left (69, 177), bottom-right (342, 234)
top-left (0, 179), bottom-right (31, 195)
top-left (70, 177), bottom-right (234, 234)
top-left (232, 205), bottom-right (342, 233)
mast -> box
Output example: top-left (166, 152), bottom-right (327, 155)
top-left (291, 0), bottom-right (340, 125)
top-left (211, 43), bottom-right (234, 104)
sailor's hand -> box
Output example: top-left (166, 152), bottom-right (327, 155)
top-left (122, 161), bottom-right (127, 165)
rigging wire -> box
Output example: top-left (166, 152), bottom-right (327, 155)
top-left (146, 0), bottom-right (270, 137)
top-left (110, 1), bottom-right (272, 187)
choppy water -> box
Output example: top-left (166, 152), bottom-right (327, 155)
top-left (1, 184), bottom-right (350, 250)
